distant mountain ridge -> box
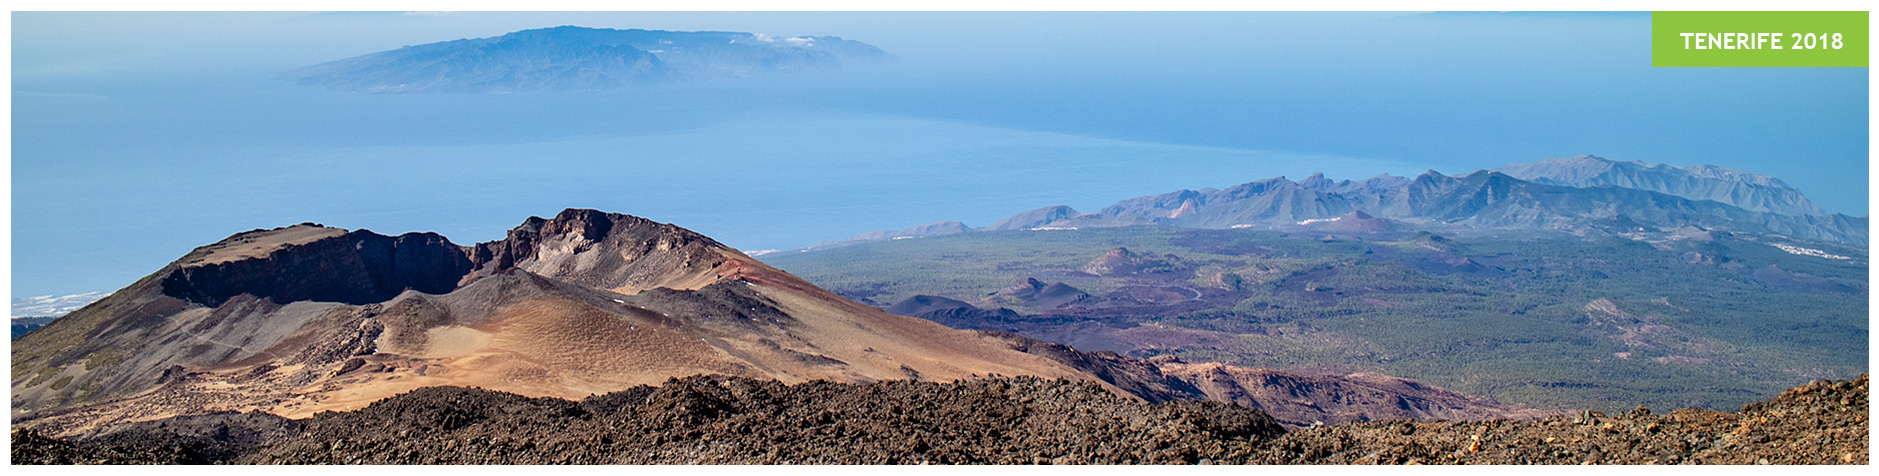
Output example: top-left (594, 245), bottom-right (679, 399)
top-left (808, 156), bottom-right (1864, 249)
top-left (288, 26), bottom-right (894, 93)
top-left (1493, 155), bottom-right (1827, 216)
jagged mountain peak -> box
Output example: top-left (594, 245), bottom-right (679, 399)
top-left (1409, 170), bottom-right (1454, 186)
top-left (1296, 172), bottom-right (1334, 190)
top-left (468, 208), bottom-right (753, 294)
top-left (535, 208), bottom-right (721, 249)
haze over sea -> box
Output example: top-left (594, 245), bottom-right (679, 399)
top-left (11, 11), bottom-right (1868, 300)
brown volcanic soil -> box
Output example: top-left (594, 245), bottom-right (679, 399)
top-left (13, 374), bottom-right (1867, 465)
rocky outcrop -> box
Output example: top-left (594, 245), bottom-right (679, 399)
top-left (468, 209), bottom-right (736, 293)
top-left (12, 411), bottom-right (298, 464)
top-left (160, 227), bottom-right (472, 307)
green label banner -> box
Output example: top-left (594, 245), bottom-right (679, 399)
top-left (1652, 11), bottom-right (1868, 67)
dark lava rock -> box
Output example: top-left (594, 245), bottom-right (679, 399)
top-left (160, 229), bottom-right (471, 307)
top-left (1245, 374), bottom-right (1869, 464)
top-left (239, 375), bottom-right (1285, 464)
top-left (15, 376), bottom-right (1282, 465)
top-left (14, 374), bottom-right (1865, 465)
top-left (13, 411), bottom-right (295, 464)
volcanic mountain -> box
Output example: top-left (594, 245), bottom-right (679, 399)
top-left (11, 209), bottom-right (1104, 435)
top-left (1082, 247), bottom-right (1186, 277)
top-left (288, 26), bottom-right (894, 93)
top-left (989, 278), bottom-right (1094, 309)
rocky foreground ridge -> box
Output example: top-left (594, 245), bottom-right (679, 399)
top-left (12, 374), bottom-right (1867, 465)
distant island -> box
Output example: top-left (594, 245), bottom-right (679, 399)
top-left (287, 26), bottom-right (895, 93)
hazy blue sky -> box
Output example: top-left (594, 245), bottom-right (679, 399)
top-left (10, 11), bottom-right (1869, 299)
